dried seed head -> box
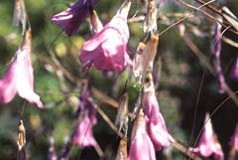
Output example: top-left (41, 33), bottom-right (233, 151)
top-left (115, 138), bottom-right (128, 160)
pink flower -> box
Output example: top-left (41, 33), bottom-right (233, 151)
top-left (72, 115), bottom-right (97, 147)
top-left (72, 86), bottom-right (97, 147)
top-left (128, 109), bottom-right (156, 160)
top-left (230, 57), bottom-right (238, 81)
top-left (230, 125), bottom-right (238, 151)
top-left (189, 114), bottom-right (224, 160)
top-left (143, 75), bottom-right (174, 150)
top-left (51, 0), bottom-right (98, 36)
top-left (0, 30), bottom-right (43, 109)
top-left (79, 1), bottom-right (132, 73)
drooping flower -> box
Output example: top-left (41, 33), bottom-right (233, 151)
top-left (72, 115), bottom-right (97, 147)
top-left (230, 57), bottom-right (238, 81)
top-left (72, 86), bottom-right (97, 147)
top-left (0, 29), bottom-right (44, 109)
top-left (79, 1), bottom-right (132, 73)
top-left (229, 125), bottom-right (238, 159)
top-left (142, 73), bottom-right (174, 151)
top-left (189, 114), bottom-right (224, 160)
top-left (51, 0), bottom-right (98, 36)
top-left (212, 19), bottom-right (227, 93)
top-left (128, 109), bottom-right (156, 160)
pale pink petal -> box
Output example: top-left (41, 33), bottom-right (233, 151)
top-left (72, 87), bottom-right (97, 148)
top-left (0, 58), bottom-right (18, 104)
top-left (143, 80), bottom-right (173, 150)
top-left (73, 116), bottom-right (97, 147)
top-left (128, 133), bottom-right (156, 160)
top-left (128, 109), bottom-right (156, 160)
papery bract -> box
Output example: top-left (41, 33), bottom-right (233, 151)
top-left (143, 74), bottom-right (174, 150)
top-left (0, 30), bottom-right (43, 108)
top-left (189, 114), bottom-right (224, 160)
top-left (80, 1), bottom-right (132, 73)
top-left (128, 109), bottom-right (156, 160)
top-left (89, 10), bottom-right (103, 34)
top-left (133, 34), bottom-right (158, 83)
top-left (13, 0), bottom-right (27, 34)
top-left (115, 138), bottom-right (127, 160)
top-left (51, 0), bottom-right (98, 36)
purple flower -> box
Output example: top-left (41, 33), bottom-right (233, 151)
top-left (212, 20), bottom-right (227, 93)
top-left (51, 0), bottom-right (98, 36)
top-left (230, 57), bottom-right (238, 81)
top-left (230, 125), bottom-right (238, 151)
top-left (128, 109), bottom-right (156, 160)
top-left (79, 1), bottom-right (132, 73)
top-left (189, 114), bottom-right (224, 160)
top-left (0, 30), bottom-right (43, 109)
top-left (72, 87), bottom-right (97, 147)
top-left (142, 74), bottom-right (174, 150)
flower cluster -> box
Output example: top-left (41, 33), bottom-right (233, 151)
top-left (50, 0), bottom-right (232, 159)
top-left (52, 0), bottom-right (132, 73)
top-left (128, 73), bottom-right (174, 159)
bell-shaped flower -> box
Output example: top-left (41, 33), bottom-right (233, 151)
top-left (189, 114), bottom-right (224, 160)
top-left (142, 73), bottom-right (174, 150)
top-left (0, 30), bottom-right (43, 108)
top-left (51, 0), bottom-right (98, 36)
top-left (230, 57), bottom-right (238, 81)
top-left (72, 114), bottom-right (97, 147)
top-left (79, 1), bottom-right (132, 73)
top-left (72, 86), bottom-right (97, 147)
top-left (230, 125), bottom-right (238, 156)
top-left (128, 109), bottom-right (156, 160)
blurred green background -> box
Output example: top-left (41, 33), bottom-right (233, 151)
top-left (0, 0), bottom-right (238, 159)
